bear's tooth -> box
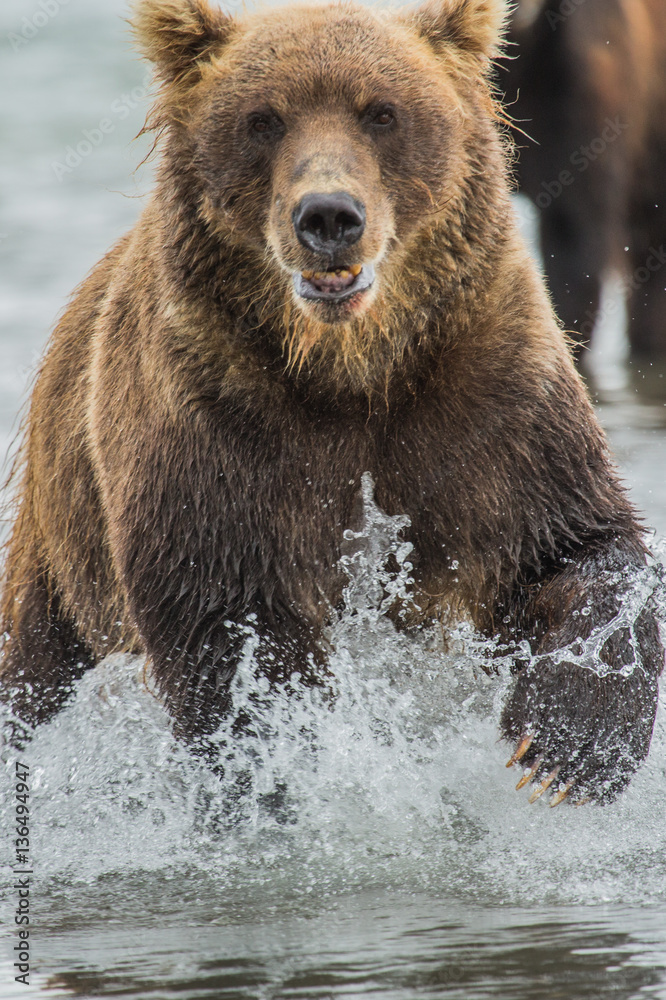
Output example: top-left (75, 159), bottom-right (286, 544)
top-left (339, 270), bottom-right (350, 279)
top-left (350, 264), bottom-right (362, 277)
top-left (302, 270), bottom-right (314, 280)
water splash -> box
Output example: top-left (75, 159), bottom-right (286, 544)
top-left (339, 470), bottom-right (414, 618)
top-left (1, 477), bottom-right (666, 911)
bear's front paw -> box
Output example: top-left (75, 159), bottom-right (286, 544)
top-left (501, 656), bottom-right (659, 806)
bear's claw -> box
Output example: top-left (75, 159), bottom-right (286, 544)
top-left (515, 756), bottom-right (542, 790)
top-left (505, 733), bottom-right (533, 767)
top-left (501, 644), bottom-right (660, 806)
top-left (549, 782), bottom-right (575, 807)
top-left (509, 748), bottom-right (575, 806)
top-left (528, 766), bottom-right (560, 803)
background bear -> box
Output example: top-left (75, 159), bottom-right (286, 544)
top-left (0, 0), bottom-right (662, 805)
top-left (503, 0), bottom-right (666, 360)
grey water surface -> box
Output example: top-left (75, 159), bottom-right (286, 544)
top-left (2, 2), bottom-right (666, 998)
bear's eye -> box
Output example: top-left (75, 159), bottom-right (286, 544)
top-left (363, 104), bottom-right (397, 131)
top-left (247, 111), bottom-right (284, 140)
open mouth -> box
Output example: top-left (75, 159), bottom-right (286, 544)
top-left (292, 264), bottom-right (375, 303)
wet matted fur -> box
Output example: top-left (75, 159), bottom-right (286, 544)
top-left (1, 0), bottom-right (662, 803)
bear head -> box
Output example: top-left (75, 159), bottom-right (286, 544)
top-left (134, 0), bottom-right (509, 386)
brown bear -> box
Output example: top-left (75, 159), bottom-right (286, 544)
top-left (503, 0), bottom-right (666, 360)
top-left (0, 0), bottom-right (662, 805)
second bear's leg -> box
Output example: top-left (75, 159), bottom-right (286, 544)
top-left (626, 227), bottom-right (666, 361)
top-left (538, 201), bottom-right (607, 358)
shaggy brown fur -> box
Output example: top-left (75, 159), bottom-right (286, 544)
top-left (1, 0), bottom-right (662, 803)
top-left (503, 0), bottom-right (666, 360)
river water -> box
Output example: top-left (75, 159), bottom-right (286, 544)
top-left (2, 2), bottom-right (666, 998)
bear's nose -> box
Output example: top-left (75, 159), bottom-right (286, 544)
top-left (292, 192), bottom-right (365, 254)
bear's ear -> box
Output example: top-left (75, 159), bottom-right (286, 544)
top-left (132, 0), bottom-right (235, 83)
top-left (405, 0), bottom-right (508, 63)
